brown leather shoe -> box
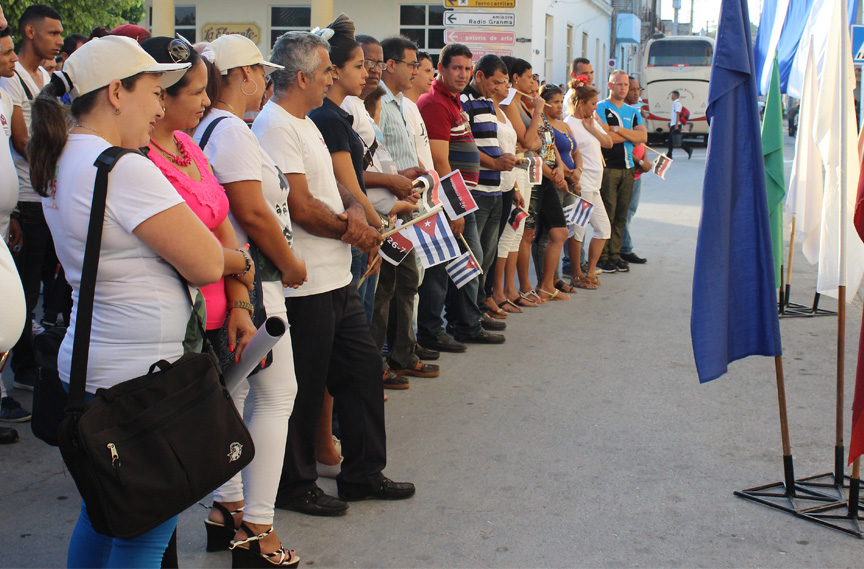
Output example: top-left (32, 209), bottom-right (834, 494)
top-left (383, 369), bottom-right (410, 390)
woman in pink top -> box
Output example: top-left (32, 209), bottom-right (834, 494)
top-left (142, 37), bottom-right (257, 359)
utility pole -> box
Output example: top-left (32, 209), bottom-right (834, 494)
top-left (689, 0), bottom-right (695, 35)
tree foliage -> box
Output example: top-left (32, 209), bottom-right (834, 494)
top-left (3, 0), bottom-right (145, 37)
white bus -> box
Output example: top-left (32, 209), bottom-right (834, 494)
top-left (640, 36), bottom-right (714, 143)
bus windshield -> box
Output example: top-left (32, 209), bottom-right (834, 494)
top-left (647, 40), bottom-right (713, 67)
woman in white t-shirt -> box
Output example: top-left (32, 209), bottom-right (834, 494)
top-left (192, 34), bottom-right (306, 568)
top-left (28, 36), bottom-right (223, 568)
top-left (564, 83), bottom-right (613, 289)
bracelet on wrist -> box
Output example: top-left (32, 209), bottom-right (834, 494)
top-left (232, 248), bottom-right (252, 277)
top-left (229, 300), bottom-right (254, 317)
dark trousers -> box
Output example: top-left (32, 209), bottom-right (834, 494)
top-left (599, 168), bottom-right (634, 261)
top-left (472, 194), bottom-right (503, 306)
top-left (11, 202), bottom-right (56, 375)
top-left (666, 125), bottom-right (691, 158)
top-left (277, 285), bottom-right (386, 499)
top-left (483, 190), bottom-right (514, 299)
top-left (371, 249), bottom-right (420, 369)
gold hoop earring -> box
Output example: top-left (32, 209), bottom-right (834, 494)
top-left (241, 79), bottom-right (258, 97)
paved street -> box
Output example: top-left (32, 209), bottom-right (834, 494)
top-left (2, 137), bottom-right (864, 568)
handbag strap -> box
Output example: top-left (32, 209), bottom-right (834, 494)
top-left (198, 116), bottom-right (228, 151)
top-left (67, 147), bottom-right (146, 412)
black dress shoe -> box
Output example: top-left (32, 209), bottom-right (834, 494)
top-left (0, 427), bottom-right (19, 444)
top-left (338, 477), bottom-right (416, 501)
top-left (480, 313), bottom-right (506, 331)
top-left (454, 329), bottom-right (506, 344)
top-left (620, 252), bottom-right (647, 264)
top-left (415, 345), bottom-right (440, 361)
top-left (275, 486), bottom-right (348, 516)
top-left (418, 334), bottom-right (467, 353)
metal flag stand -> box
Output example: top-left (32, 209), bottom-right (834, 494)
top-left (778, 221), bottom-right (838, 318)
top-left (734, 357), bottom-right (840, 514)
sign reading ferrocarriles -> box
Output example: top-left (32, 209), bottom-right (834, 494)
top-left (443, 11), bottom-right (516, 27)
top-left (443, 0), bottom-right (517, 7)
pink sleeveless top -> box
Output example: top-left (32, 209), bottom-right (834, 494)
top-left (149, 131), bottom-right (229, 330)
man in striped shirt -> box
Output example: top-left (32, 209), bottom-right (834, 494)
top-left (460, 54), bottom-right (515, 309)
top-left (417, 43), bottom-right (505, 350)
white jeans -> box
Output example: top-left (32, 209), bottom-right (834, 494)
top-left (497, 168), bottom-right (533, 258)
top-left (213, 280), bottom-right (297, 525)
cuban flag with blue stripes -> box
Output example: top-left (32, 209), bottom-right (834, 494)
top-left (405, 211), bottom-right (461, 268)
top-left (446, 251), bottom-right (482, 289)
top-left (563, 198), bottom-right (594, 231)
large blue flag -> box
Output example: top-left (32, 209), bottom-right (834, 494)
top-left (691, 0), bottom-right (782, 383)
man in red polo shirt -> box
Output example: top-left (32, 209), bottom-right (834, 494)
top-left (416, 43), bottom-right (505, 351)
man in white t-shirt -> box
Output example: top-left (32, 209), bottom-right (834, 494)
top-left (667, 90), bottom-right (692, 159)
top-left (405, 50), bottom-right (435, 170)
top-left (0, 5), bottom-right (62, 393)
top-left (253, 31), bottom-right (415, 516)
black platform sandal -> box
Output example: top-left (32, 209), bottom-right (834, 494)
top-left (203, 502), bottom-right (244, 552)
top-left (229, 523), bottom-right (300, 568)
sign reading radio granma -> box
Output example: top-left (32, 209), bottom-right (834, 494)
top-left (202, 23), bottom-right (261, 44)
top-left (443, 11), bottom-right (516, 27)
top-left (443, 29), bottom-right (516, 46)
top-left (443, 0), bottom-right (516, 7)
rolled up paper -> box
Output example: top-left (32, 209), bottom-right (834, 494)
top-left (224, 316), bottom-right (286, 390)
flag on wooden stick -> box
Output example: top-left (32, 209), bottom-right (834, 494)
top-left (516, 156), bottom-right (543, 185)
top-left (507, 203), bottom-right (528, 230)
top-left (446, 251), bottom-right (482, 289)
top-left (652, 154), bottom-right (673, 179)
top-left (404, 210), bottom-right (461, 268)
top-left (379, 224), bottom-right (415, 266)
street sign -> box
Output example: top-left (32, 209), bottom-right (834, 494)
top-left (443, 0), bottom-right (516, 7)
top-left (607, 58), bottom-right (617, 69)
top-left (443, 11), bottom-right (516, 27)
top-left (854, 25), bottom-right (864, 64)
top-left (443, 29), bottom-right (516, 46)
top-left (469, 48), bottom-right (514, 61)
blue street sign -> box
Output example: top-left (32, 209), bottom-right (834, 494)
top-left (853, 25), bottom-right (864, 64)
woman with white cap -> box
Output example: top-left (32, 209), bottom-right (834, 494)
top-left (28, 35), bottom-right (224, 567)
top-left (192, 33), bottom-right (305, 568)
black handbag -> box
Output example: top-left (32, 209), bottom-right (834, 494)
top-left (57, 147), bottom-right (255, 540)
top-left (31, 325), bottom-right (68, 446)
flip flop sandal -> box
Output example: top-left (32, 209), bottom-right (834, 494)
top-left (501, 300), bottom-right (523, 313)
top-left (538, 288), bottom-right (568, 301)
top-left (521, 290), bottom-right (545, 304)
top-left (554, 279), bottom-right (577, 294)
top-left (513, 295), bottom-right (538, 308)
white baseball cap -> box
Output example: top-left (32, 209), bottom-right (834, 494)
top-left (62, 35), bottom-right (190, 99)
top-left (202, 35), bottom-right (284, 76)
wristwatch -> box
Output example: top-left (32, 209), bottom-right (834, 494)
top-left (612, 126), bottom-right (619, 133)
top-left (230, 300), bottom-right (254, 317)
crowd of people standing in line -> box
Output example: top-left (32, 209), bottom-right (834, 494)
top-left (0, 4), bottom-right (661, 567)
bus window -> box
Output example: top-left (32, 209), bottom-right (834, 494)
top-left (647, 40), bottom-right (713, 67)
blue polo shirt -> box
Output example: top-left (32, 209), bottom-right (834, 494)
top-left (596, 99), bottom-right (643, 169)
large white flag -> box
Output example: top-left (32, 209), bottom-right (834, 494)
top-left (812, 0), bottom-right (864, 299)
top-left (787, 0), bottom-right (831, 99)
top-left (785, 41), bottom-right (823, 261)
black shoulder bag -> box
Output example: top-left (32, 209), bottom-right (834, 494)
top-left (57, 147), bottom-right (255, 540)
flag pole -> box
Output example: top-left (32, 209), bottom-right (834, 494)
top-left (357, 253), bottom-right (381, 288)
top-left (458, 234), bottom-right (483, 274)
top-left (774, 355), bottom-right (797, 496)
top-left (836, 285), bottom-right (847, 486)
top-left (380, 204), bottom-right (444, 239)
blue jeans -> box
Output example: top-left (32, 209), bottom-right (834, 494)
top-left (472, 194), bottom-right (502, 305)
top-left (417, 212), bottom-right (483, 340)
top-left (67, 502), bottom-right (178, 568)
top-left (350, 246), bottom-right (377, 327)
top-left (620, 177), bottom-right (642, 255)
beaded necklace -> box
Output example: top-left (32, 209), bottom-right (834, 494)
top-left (149, 135), bottom-right (192, 167)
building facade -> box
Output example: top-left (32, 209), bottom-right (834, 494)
top-left (144, 0), bottom-right (615, 85)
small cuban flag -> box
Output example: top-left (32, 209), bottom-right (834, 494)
top-left (404, 210), bottom-right (461, 268)
top-left (563, 197), bottom-right (594, 229)
top-left (652, 154), bottom-right (673, 179)
top-left (445, 251), bottom-right (482, 289)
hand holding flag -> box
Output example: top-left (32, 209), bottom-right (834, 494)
top-left (446, 251), bottom-right (483, 289)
